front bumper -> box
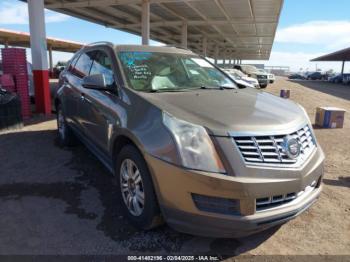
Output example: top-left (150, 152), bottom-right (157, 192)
top-left (145, 145), bottom-right (324, 238)
top-left (257, 79), bottom-right (268, 86)
top-left (161, 186), bottom-right (320, 238)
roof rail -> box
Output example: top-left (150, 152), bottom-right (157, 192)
top-left (84, 41), bottom-right (114, 47)
top-left (164, 44), bottom-right (193, 52)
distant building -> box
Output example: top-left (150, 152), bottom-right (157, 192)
top-left (264, 66), bottom-right (290, 76)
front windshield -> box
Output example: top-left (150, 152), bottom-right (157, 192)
top-left (118, 51), bottom-right (236, 92)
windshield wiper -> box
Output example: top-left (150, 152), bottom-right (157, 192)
top-left (200, 85), bottom-right (236, 90)
top-left (148, 86), bottom-right (236, 93)
top-left (200, 86), bottom-right (223, 90)
top-left (220, 85), bottom-right (236, 89)
top-left (148, 88), bottom-right (195, 93)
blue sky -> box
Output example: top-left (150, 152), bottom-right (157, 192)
top-left (275, 0), bottom-right (350, 53)
top-left (1, 0), bottom-right (350, 72)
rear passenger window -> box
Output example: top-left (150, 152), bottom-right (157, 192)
top-left (72, 51), bottom-right (95, 78)
top-left (90, 51), bottom-right (115, 88)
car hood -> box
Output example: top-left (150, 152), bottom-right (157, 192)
top-left (242, 76), bottom-right (258, 83)
top-left (139, 88), bottom-right (307, 136)
top-left (233, 78), bottom-right (255, 88)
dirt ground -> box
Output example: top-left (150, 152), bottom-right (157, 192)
top-left (0, 77), bottom-right (349, 257)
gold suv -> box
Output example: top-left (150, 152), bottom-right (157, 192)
top-left (56, 44), bottom-right (324, 237)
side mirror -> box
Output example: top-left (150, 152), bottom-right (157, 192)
top-left (82, 74), bottom-right (108, 90)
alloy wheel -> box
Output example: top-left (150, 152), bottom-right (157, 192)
top-left (120, 159), bottom-right (145, 216)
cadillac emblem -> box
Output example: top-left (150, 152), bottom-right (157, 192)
top-left (282, 136), bottom-right (301, 159)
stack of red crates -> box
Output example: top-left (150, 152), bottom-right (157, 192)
top-left (0, 74), bottom-right (16, 92)
top-left (1, 48), bottom-right (31, 119)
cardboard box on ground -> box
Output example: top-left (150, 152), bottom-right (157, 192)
top-left (315, 107), bottom-right (346, 128)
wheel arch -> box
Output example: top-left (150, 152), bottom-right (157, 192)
top-left (111, 133), bottom-right (163, 209)
top-left (112, 134), bottom-right (140, 161)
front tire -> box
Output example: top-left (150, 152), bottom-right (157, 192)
top-left (260, 84), bottom-right (267, 88)
top-left (115, 145), bottom-right (163, 230)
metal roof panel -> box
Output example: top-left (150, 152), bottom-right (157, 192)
top-left (30, 0), bottom-right (283, 60)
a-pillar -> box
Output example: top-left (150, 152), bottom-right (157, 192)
top-left (28, 0), bottom-right (51, 115)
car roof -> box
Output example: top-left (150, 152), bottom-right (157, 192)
top-left (114, 44), bottom-right (196, 55)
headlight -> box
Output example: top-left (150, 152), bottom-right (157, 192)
top-left (162, 112), bottom-right (226, 173)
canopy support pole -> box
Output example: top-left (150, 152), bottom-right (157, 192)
top-left (141, 0), bottom-right (150, 45)
top-left (181, 22), bottom-right (187, 48)
top-left (341, 61), bottom-right (345, 75)
top-left (202, 36), bottom-right (207, 57)
top-left (28, 0), bottom-right (51, 115)
top-left (214, 45), bottom-right (219, 65)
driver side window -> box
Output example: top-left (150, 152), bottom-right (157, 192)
top-left (90, 50), bottom-right (115, 88)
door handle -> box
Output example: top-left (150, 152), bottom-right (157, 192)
top-left (80, 93), bottom-right (91, 103)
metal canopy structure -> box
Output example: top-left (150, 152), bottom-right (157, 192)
top-left (39, 0), bottom-right (283, 60)
top-left (311, 46), bottom-right (350, 75)
top-left (17, 0), bottom-right (283, 116)
top-left (311, 47), bottom-right (350, 62)
top-left (0, 28), bottom-right (83, 52)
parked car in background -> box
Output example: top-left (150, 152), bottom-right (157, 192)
top-left (234, 64), bottom-right (269, 88)
top-left (258, 69), bottom-right (275, 84)
top-left (224, 68), bottom-right (259, 88)
top-left (288, 73), bottom-right (305, 80)
top-left (53, 65), bottom-right (66, 79)
top-left (268, 73), bottom-right (275, 83)
top-left (322, 72), bottom-right (335, 81)
top-left (328, 74), bottom-right (343, 83)
top-left (306, 72), bottom-right (323, 80)
top-left (343, 74), bottom-right (350, 84)
top-left (55, 43), bottom-right (324, 238)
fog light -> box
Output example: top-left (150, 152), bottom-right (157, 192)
top-left (192, 193), bottom-right (240, 215)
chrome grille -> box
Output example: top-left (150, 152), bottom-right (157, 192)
top-left (233, 125), bottom-right (316, 165)
top-left (257, 75), bottom-right (267, 79)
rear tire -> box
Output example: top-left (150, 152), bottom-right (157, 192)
top-left (56, 104), bottom-right (77, 147)
top-left (115, 145), bottom-right (163, 230)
